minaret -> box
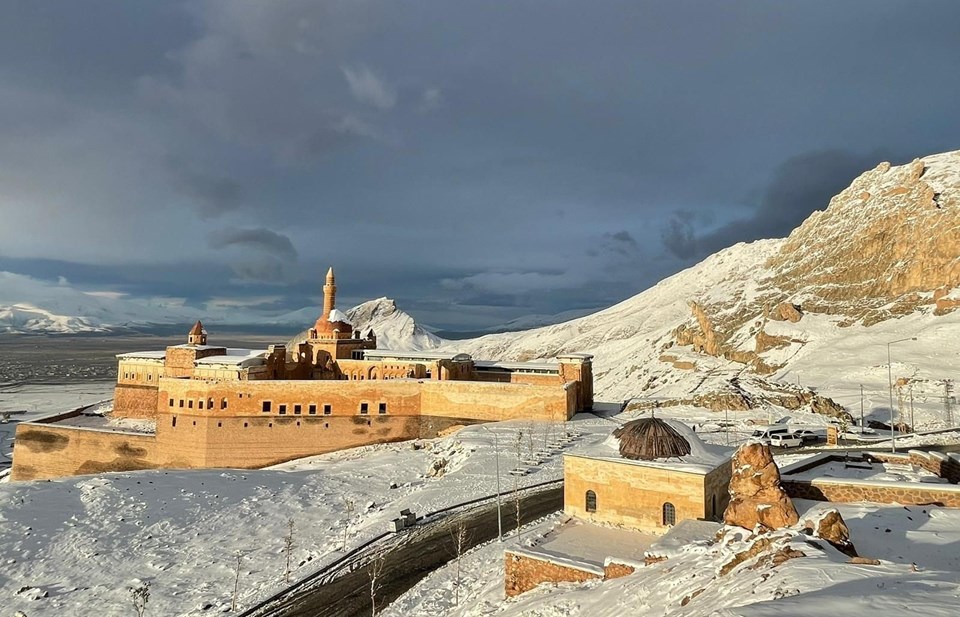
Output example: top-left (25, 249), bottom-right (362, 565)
top-left (322, 267), bottom-right (337, 319)
top-left (188, 320), bottom-right (207, 346)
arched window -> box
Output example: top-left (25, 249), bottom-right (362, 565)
top-left (662, 502), bottom-right (676, 526)
top-left (585, 490), bottom-right (597, 513)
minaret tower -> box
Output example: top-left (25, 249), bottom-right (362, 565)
top-left (322, 267), bottom-right (336, 319)
top-left (187, 320), bottom-right (207, 346)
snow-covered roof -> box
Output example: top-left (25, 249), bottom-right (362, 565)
top-left (194, 348), bottom-right (267, 368)
top-left (168, 344), bottom-right (228, 351)
top-left (569, 419), bottom-right (732, 475)
top-left (116, 350), bottom-right (167, 360)
top-left (362, 349), bottom-right (470, 362)
top-left (474, 360), bottom-right (560, 373)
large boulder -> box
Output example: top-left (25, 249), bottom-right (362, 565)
top-left (724, 443), bottom-right (799, 531)
top-left (804, 509), bottom-right (857, 557)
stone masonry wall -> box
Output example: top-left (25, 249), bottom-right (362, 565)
top-left (504, 552), bottom-right (601, 597)
top-left (11, 425), bottom-right (160, 481)
top-left (782, 478), bottom-right (960, 507)
top-left (113, 384), bottom-right (160, 419)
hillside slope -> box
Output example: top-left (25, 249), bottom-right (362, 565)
top-left (452, 151), bottom-right (960, 422)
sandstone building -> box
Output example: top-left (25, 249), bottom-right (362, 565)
top-left (12, 269), bottom-right (594, 481)
top-left (505, 417), bottom-right (731, 596)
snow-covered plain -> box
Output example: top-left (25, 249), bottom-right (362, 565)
top-left (0, 401), bottom-right (621, 617)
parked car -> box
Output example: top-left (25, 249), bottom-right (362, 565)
top-left (791, 429), bottom-right (820, 444)
top-left (769, 433), bottom-right (803, 448)
top-left (839, 427), bottom-right (878, 440)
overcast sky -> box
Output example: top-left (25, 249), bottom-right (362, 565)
top-left (1, 1), bottom-right (959, 330)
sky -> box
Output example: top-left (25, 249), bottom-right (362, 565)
top-left (1, 1), bottom-right (959, 331)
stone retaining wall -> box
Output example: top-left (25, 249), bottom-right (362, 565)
top-left (782, 478), bottom-right (960, 507)
top-left (504, 551), bottom-right (635, 597)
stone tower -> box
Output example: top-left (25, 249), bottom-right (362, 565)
top-left (188, 320), bottom-right (207, 346)
top-left (322, 267), bottom-right (336, 320)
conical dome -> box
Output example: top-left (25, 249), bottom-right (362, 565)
top-left (612, 417), bottom-right (691, 461)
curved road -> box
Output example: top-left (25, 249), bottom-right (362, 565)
top-left (245, 485), bottom-right (563, 617)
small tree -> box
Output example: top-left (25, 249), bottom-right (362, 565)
top-left (131, 581), bottom-right (150, 617)
top-left (342, 497), bottom-right (355, 551)
top-left (449, 520), bottom-right (471, 606)
top-left (231, 551), bottom-right (243, 612)
top-left (283, 518), bottom-right (296, 583)
top-left (368, 557), bottom-right (386, 616)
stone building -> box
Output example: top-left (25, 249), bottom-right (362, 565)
top-left (505, 417), bottom-right (732, 596)
top-left (12, 268), bottom-right (594, 481)
top-left (564, 417), bottom-right (731, 533)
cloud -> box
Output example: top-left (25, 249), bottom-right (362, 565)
top-left (172, 167), bottom-right (243, 219)
top-left (208, 227), bottom-right (299, 261)
top-left (601, 230), bottom-right (638, 256)
top-left (419, 87), bottom-right (443, 112)
top-left (661, 149), bottom-right (891, 260)
top-left (341, 64), bottom-right (397, 110)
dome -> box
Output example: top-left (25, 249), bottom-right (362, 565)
top-left (612, 417), bottom-right (691, 461)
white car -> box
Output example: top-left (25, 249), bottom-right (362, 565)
top-left (769, 433), bottom-right (803, 448)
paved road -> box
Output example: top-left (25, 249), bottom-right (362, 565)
top-left (248, 486), bottom-right (563, 617)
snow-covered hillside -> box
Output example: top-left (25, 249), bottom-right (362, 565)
top-left (451, 152), bottom-right (960, 426)
top-left (0, 303), bottom-right (110, 334)
top-left (285, 297), bottom-right (443, 352)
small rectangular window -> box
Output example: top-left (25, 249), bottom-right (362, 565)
top-left (294, 404), bottom-right (302, 415)
top-left (169, 398), bottom-right (174, 407)
top-left (198, 400), bottom-right (204, 410)
top-left (323, 404), bottom-right (332, 415)
top-left (179, 400), bottom-right (184, 408)
top-left (360, 403), bottom-right (368, 414)
top-left (378, 402), bottom-right (387, 414)
top-left (208, 398), bottom-right (214, 409)
top-left (308, 404), bottom-right (317, 415)
top-left (172, 416), bottom-right (177, 427)
top-left (262, 401), bottom-right (272, 413)
top-left (221, 398), bottom-right (227, 410)
top-left (188, 400), bottom-right (193, 409)
top-left (279, 404), bottom-right (287, 415)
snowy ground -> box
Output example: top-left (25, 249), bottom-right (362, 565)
top-left (0, 388), bottom-right (627, 617)
top-left (384, 500), bottom-right (960, 617)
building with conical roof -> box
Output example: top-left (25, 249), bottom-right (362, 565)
top-left (563, 416), bottom-right (731, 533)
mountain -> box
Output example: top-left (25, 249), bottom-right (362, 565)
top-left (0, 303), bottom-right (110, 334)
top-left (285, 297), bottom-right (443, 351)
top-left (450, 151), bottom-right (960, 423)
top-left (481, 308), bottom-right (596, 333)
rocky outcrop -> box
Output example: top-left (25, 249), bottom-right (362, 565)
top-left (764, 154), bottom-right (960, 321)
top-left (725, 443), bottom-right (799, 532)
top-left (768, 302), bottom-right (803, 323)
top-left (803, 509), bottom-right (857, 557)
top-left (674, 301), bottom-right (725, 357)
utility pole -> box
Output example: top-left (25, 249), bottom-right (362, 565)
top-left (860, 384), bottom-right (863, 431)
top-left (909, 385), bottom-right (915, 432)
top-left (887, 337), bottom-right (916, 453)
top-left (946, 380), bottom-right (955, 427)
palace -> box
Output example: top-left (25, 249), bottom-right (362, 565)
top-left (11, 269), bottom-right (594, 481)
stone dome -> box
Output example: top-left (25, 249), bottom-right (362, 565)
top-left (612, 417), bottom-right (691, 461)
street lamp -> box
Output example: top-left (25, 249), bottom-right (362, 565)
top-left (478, 424), bottom-right (503, 541)
top-left (887, 337), bottom-right (917, 453)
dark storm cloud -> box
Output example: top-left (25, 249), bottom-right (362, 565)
top-left (2, 1), bottom-right (960, 329)
top-left (662, 149), bottom-right (893, 260)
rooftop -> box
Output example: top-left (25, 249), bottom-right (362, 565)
top-left (570, 417), bottom-right (731, 475)
top-left (194, 348), bottom-right (267, 367)
top-left (510, 517), bottom-right (656, 571)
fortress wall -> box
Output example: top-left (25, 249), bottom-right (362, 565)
top-left (158, 378), bottom-right (424, 418)
top-left (419, 380), bottom-right (573, 422)
top-left (11, 425), bottom-right (160, 481)
top-left (113, 383), bottom-right (160, 418)
top-left (116, 358), bottom-right (163, 387)
top-left (153, 413), bottom-right (421, 469)
top-left (472, 372), bottom-right (562, 386)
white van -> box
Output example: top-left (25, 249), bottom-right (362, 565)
top-left (751, 425), bottom-right (791, 442)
